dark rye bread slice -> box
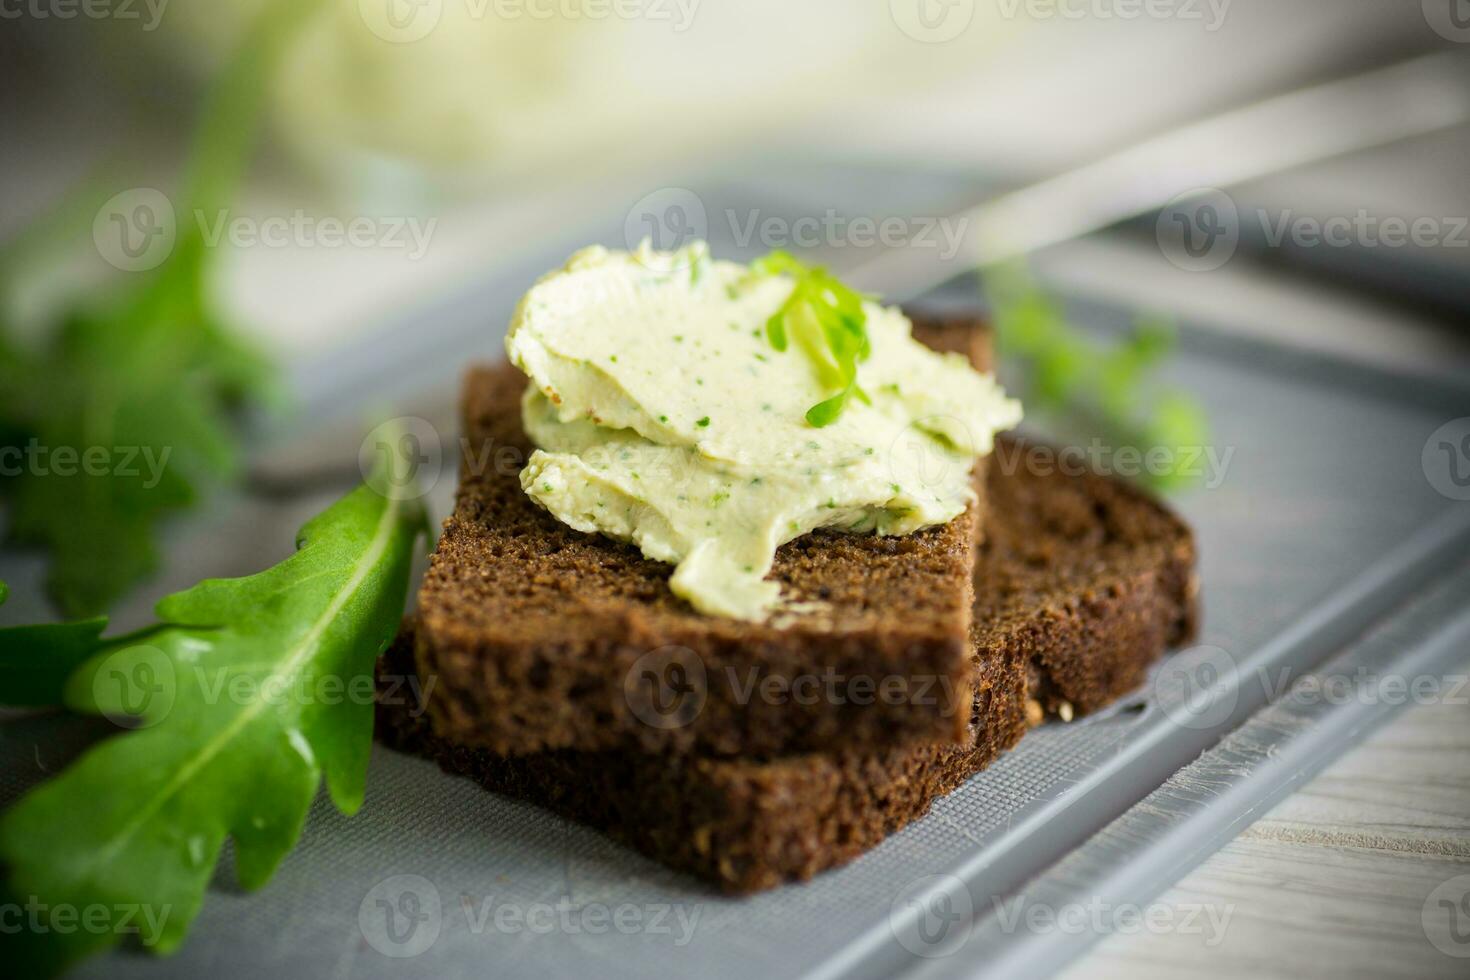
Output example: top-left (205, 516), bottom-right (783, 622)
top-left (980, 437), bottom-right (1199, 720)
top-left (377, 441), bottom-right (1198, 893)
top-left (414, 318), bottom-right (995, 758)
top-left (377, 622), bottom-right (1027, 894)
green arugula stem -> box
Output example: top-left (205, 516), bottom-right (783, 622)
top-left (0, 0), bottom-right (327, 616)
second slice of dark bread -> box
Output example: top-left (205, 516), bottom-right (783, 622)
top-left (379, 436), bottom-right (1198, 892)
top-left (414, 317), bottom-right (995, 758)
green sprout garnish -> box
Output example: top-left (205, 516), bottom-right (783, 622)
top-left (751, 251), bottom-right (872, 427)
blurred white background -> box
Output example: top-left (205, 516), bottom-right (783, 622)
top-left (2, 0), bottom-right (1467, 363)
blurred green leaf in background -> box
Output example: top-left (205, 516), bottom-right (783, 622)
top-left (0, 0), bottom-right (323, 616)
top-left (986, 263), bottom-right (1211, 492)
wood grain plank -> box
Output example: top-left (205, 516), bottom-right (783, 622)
top-left (1063, 673), bottom-right (1470, 979)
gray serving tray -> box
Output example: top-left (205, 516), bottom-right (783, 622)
top-left (2, 196), bottom-right (1468, 979)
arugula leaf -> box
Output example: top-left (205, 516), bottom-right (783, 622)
top-left (752, 251), bottom-right (873, 427)
top-left (985, 264), bottom-right (1210, 491)
top-left (1, 305), bottom-right (259, 617)
top-left (0, 579), bottom-right (110, 707)
top-left (0, 0), bottom-right (320, 616)
top-left (0, 477), bottom-right (426, 972)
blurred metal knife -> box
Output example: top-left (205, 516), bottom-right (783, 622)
top-left (849, 50), bottom-right (1470, 299)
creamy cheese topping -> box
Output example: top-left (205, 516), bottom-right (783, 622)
top-left (506, 241), bottom-right (1022, 621)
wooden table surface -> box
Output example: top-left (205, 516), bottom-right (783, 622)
top-left (1063, 657), bottom-right (1470, 979)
